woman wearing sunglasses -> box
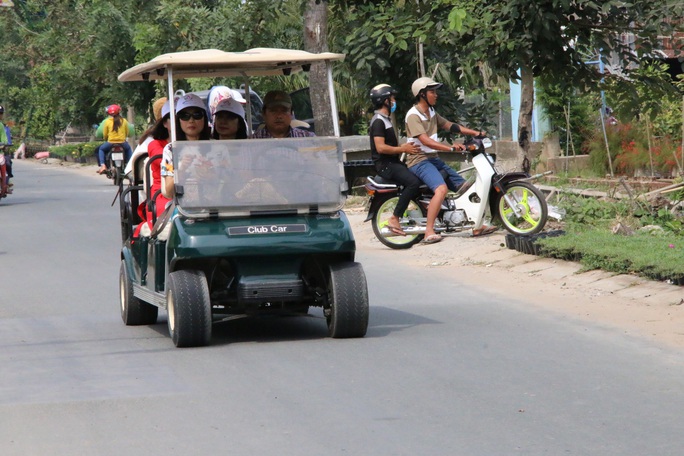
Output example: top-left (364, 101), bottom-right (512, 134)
top-left (160, 94), bottom-right (211, 198)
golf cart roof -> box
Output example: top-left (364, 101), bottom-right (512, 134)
top-left (118, 48), bottom-right (345, 82)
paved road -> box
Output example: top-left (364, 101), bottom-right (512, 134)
top-left (2, 159), bottom-right (684, 455)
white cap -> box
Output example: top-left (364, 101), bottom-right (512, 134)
top-left (214, 98), bottom-right (247, 131)
top-left (228, 89), bottom-right (246, 104)
top-left (161, 100), bottom-right (171, 119)
top-left (207, 86), bottom-right (247, 120)
top-left (215, 98), bottom-right (246, 118)
top-left (176, 93), bottom-right (206, 114)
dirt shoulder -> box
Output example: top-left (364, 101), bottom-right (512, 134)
top-left (345, 207), bottom-right (684, 350)
top-left (22, 157), bottom-right (684, 349)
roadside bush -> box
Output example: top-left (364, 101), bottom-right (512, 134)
top-left (556, 194), bottom-right (632, 230)
top-left (586, 122), bottom-right (680, 177)
top-left (49, 141), bottom-right (102, 161)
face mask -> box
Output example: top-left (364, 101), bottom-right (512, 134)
top-left (390, 101), bottom-right (397, 113)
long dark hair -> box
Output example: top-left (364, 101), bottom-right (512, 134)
top-left (175, 111), bottom-right (211, 140)
top-left (151, 116), bottom-right (170, 141)
top-left (112, 114), bottom-right (122, 132)
top-left (138, 115), bottom-right (169, 145)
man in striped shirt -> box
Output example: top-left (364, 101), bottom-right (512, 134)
top-left (252, 91), bottom-right (315, 139)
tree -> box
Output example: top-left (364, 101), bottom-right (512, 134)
top-left (446, 0), bottom-right (683, 169)
top-left (303, 0), bottom-right (334, 136)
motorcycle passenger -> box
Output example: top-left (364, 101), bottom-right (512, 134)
top-left (97, 104), bottom-right (133, 174)
top-left (0, 105), bottom-right (7, 197)
top-left (0, 106), bottom-right (14, 195)
top-left (368, 84), bottom-right (422, 237)
top-left (252, 90), bottom-right (315, 139)
top-left (160, 94), bottom-right (212, 199)
top-left (405, 77), bottom-right (496, 242)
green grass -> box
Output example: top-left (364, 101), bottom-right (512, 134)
top-left (537, 229), bottom-right (684, 282)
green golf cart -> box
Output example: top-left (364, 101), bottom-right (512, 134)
top-left (117, 48), bottom-right (369, 347)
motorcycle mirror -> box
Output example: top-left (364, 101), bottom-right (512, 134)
top-left (482, 137), bottom-right (493, 149)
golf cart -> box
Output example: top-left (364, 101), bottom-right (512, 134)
top-left (117, 48), bottom-right (369, 347)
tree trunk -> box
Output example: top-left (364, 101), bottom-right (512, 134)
top-left (303, 0), bottom-right (334, 136)
top-left (517, 65), bottom-right (534, 173)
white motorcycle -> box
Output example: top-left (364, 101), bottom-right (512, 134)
top-left (364, 137), bottom-right (549, 249)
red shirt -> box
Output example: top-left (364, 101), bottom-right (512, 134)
top-left (147, 139), bottom-right (171, 218)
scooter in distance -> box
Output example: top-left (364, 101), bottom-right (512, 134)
top-left (104, 144), bottom-right (126, 186)
top-left (364, 136), bottom-right (549, 249)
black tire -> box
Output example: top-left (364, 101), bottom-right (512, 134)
top-left (111, 167), bottom-right (121, 186)
top-left (371, 195), bottom-right (424, 249)
top-left (120, 199), bottom-right (133, 243)
top-left (120, 260), bottom-right (158, 325)
top-left (326, 262), bottom-right (369, 338)
top-left (166, 269), bottom-right (212, 347)
top-left (493, 181), bottom-right (548, 236)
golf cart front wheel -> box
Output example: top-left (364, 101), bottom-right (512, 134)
top-left (326, 262), bottom-right (369, 338)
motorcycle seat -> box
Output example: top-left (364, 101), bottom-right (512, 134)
top-left (367, 175), bottom-right (397, 188)
top-left (368, 175), bottom-right (431, 191)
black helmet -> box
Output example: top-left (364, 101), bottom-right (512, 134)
top-left (0, 106), bottom-right (4, 113)
top-left (370, 84), bottom-right (397, 108)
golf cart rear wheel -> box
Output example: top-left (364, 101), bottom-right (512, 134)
top-left (326, 262), bottom-right (369, 338)
top-left (120, 260), bottom-right (158, 325)
top-left (166, 269), bottom-right (212, 347)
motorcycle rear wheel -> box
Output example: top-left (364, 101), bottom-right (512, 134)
top-left (494, 181), bottom-right (548, 235)
top-left (371, 195), bottom-right (425, 249)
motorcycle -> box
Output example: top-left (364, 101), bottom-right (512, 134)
top-left (104, 143), bottom-right (126, 186)
top-left (364, 136), bottom-right (549, 249)
top-left (0, 144), bottom-right (10, 200)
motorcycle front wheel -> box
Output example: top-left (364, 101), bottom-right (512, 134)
top-left (494, 181), bottom-right (548, 235)
top-left (371, 195), bottom-right (425, 249)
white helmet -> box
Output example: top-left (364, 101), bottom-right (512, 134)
top-left (411, 77), bottom-right (443, 97)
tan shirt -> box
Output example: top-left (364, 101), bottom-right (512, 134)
top-left (404, 105), bottom-right (449, 168)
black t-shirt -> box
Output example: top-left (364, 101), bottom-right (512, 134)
top-left (369, 112), bottom-right (400, 170)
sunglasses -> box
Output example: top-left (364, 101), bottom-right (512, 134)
top-left (178, 111), bottom-right (205, 121)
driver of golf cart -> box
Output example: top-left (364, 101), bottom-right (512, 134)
top-left (252, 90), bottom-right (315, 139)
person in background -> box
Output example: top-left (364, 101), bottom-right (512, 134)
top-left (405, 77), bottom-right (496, 243)
top-left (125, 97), bottom-right (167, 176)
top-left (0, 105), bottom-right (7, 196)
top-left (252, 90), bottom-right (314, 139)
top-left (0, 106), bottom-right (13, 190)
top-left (160, 94), bottom-right (211, 199)
top-left (97, 104), bottom-right (132, 174)
top-left (212, 97), bottom-right (248, 140)
top-left (368, 83), bottom-right (422, 237)
top-left (128, 99), bottom-right (173, 236)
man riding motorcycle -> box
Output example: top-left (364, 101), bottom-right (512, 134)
top-left (404, 77), bottom-right (496, 242)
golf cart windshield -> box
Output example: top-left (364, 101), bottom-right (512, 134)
top-left (173, 137), bottom-right (347, 218)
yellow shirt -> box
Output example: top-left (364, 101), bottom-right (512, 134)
top-left (103, 116), bottom-right (129, 143)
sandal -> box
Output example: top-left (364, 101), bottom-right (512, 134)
top-left (388, 225), bottom-right (406, 236)
top-left (472, 225), bottom-right (498, 237)
top-left (421, 234), bottom-right (443, 244)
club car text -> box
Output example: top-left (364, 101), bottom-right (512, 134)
top-left (227, 224), bottom-right (308, 236)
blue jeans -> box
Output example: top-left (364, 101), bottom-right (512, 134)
top-left (98, 141), bottom-right (132, 166)
top-left (409, 156), bottom-right (465, 192)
